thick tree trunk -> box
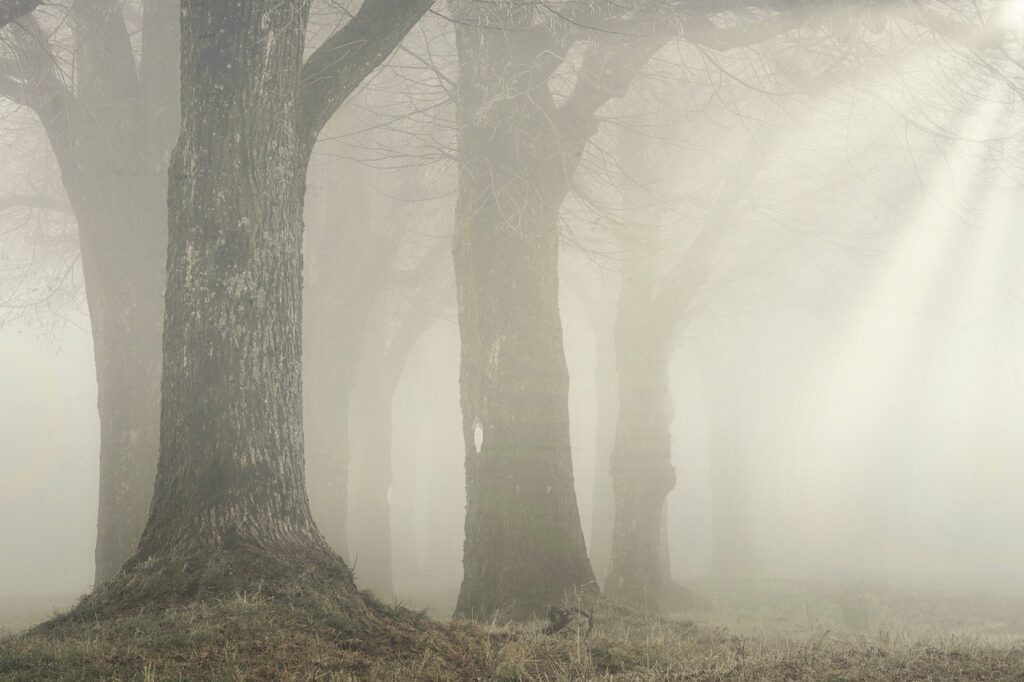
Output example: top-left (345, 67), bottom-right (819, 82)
top-left (449, 6), bottom-right (599, 619)
top-left (131, 0), bottom-right (336, 583)
top-left (451, 20), bottom-right (595, 615)
top-left (452, 191), bottom-right (595, 618)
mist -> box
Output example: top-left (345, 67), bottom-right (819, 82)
top-left (4, 0), bottom-right (1024, 678)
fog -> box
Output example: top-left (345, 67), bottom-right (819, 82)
top-left (3, 0), bottom-right (1024, 655)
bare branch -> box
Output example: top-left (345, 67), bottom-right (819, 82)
top-left (298, 0), bottom-right (434, 155)
top-left (0, 73), bottom-right (27, 104)
top-left (0, 0), bottom-right (41, 30)
top-left (0, 193), bottom-right (73, 214)
top-left (7, 17), bottom-right (78, 177)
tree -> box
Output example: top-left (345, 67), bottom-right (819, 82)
top-left (1, 0), bottom-right (180, 582)
top-left (564, 273), bottom-right (619, 584)
top-left (304, 120), bottom-right (451, 564)
top-left (72, 0), bottom-right (433, 608)
top-left (448, 0), bottom-right (678, 621)
top-left (303, 149), bottom-right (413, 558)
top-left (0, 0), bottom-right (40, 29)
top-left (350, 278), bottom-right (450, 598)
top-left (598, 12), bottom-right (946, 602)
top-left (444, 0), bottom-right (872, 618)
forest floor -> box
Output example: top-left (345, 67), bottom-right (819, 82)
top-left (3, 579), bottom-right (1024, 680)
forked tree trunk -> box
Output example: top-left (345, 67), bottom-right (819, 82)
top-left (132, 0), bottom-right (333, 578)
top-left (451, 12), bottom-right (595, 619)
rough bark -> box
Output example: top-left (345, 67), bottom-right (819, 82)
top-left (80, 0), bottom-right (435, 608)
top-left (133, 0), bottom-right (327, 569)
top-left (450, 5), bottom-right (597, 619)
top-left (3, 0), bottom-right (432, 588)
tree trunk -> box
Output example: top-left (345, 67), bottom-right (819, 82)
top-left (710, 447), bottom-right (755, 578)
top-left (589, 325), bottom-right (618, 585)
top-left (605, 317), bottom-right (676, 608)
top-left (302, 151), bottom-right (402, 559)
top-left (451, 19), bottom-right (594, 617)
top-left (302, 163), bottom-right (363, 558)
top-left (88, 243), bottom-right (164, 583)
top-left (350, 313), bottom-right (395, 599)
top-left (11, 1), bottom-right (180, 583)
top-left (699, 343), bottom-right (757, 579)
top-left (130, 0), bottom-right (338, 589)
top-left (603, 126), bottom-right (678, 606)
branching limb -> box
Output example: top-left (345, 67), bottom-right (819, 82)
top-left (0, 0), bottom-right (40, 30)
top-left (6, 16), bottom-right (77, 176)
top-left (298, 0), bottom-right (435, 154)
top-left (0, 193), bottom-right (73, 214)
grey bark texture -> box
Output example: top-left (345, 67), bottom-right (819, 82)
top-left (136, 0), bottom-right (325, 562)
top-left (81, 0), bottom-right (433, 605)
top-left (450, 3), bottom-right (597, 620)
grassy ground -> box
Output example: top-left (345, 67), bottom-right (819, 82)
top-left (3, 581), bottom-right (1024, 680)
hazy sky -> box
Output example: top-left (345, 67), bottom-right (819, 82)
top-left (0, 323), bottom-right (97, 596)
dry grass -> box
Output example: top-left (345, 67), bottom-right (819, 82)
top-left (3, 580), bottom-right (1024, 680)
